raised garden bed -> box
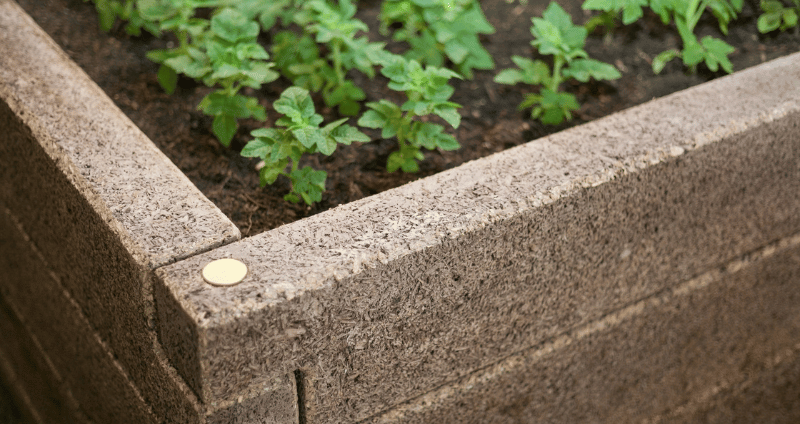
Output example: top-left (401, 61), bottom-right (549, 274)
top-left (2, 0), bottom-right (800, 423)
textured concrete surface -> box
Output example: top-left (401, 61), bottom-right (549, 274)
top-left (0, 0), bottom-right (239, 422)
top-left (155, 53), bottom-right (800, 422)
top-left (366, 233), bottom-right (800, 423)
top-left (0, 204), bottom-right (156, 423)
top-left (0, 294), bottom-right (84, 424)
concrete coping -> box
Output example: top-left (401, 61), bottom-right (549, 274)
top-left (0, 0), bottom-right (240, 269)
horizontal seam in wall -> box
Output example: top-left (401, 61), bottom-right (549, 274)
top-left (0, 344), bottom-right (46, 424)
top-left (1, 204), bottom-right (155, 423)
top-left (642, 340), bottom-right (800, 424)
top-left (363, 231), bottom-right (800, 423)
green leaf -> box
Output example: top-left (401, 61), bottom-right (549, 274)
top-left (213, 114), bottom-right (238, 146)
top-left (317, 137), bottom-right (338, 156)
top-left (289, 166), bottom-right (326, 205)
top-left (682, 42), bottom-right (705, 67)
top-left (700, 36), bottom-right (735, 73)
top-left (758, 7), bottom-right (783, 32)
top-left (387, 151), bottom-right (420, 173)
top-left (357, 109), bottom-right (388, 128)
top-left (330, 124), bottom-right (370, 145)
top-left (433, 106), bottom-right (461, 128)
top-left (564, 59), bottom-right (621, 82)
top-left (292, 127), bottom-right (325, 149)
top-left (582, 0), bottom-right (614, 12)
top-left (274, 87), bottom-right (316, 121)
top-left (542, 1), bottom-right (574, 31)
top-left (494, 69), bottom-right (525, 85)
top-left (530, 89), bottom-right (580, 125)
top-left (164, 55), bottom-right (211, 79)
top-left (157, 64), bottom-right (178, 94)
top-left (211, 8), bottom-right (260, 43)
top-left (251, 128), bottom-right (281, 141)
top-left (652, 49), bottom-right (680, 74)
top-left (532, 3), bottom-right (587, 59)
top-left (198, 92), bottom-right (262, 120)
top-left (236, 43), bottom-right (270, 61)
top-left (259, 165), bottom-right (284, 186)
top-left (444, 39), bottom-right (470, 64)
top-left (436, 133), bottom-right (460, 150)
top-left (241, 138), bottom-right (271, 158)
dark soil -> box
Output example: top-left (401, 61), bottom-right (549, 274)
top-left (16, 0), bottom-right (800, 236)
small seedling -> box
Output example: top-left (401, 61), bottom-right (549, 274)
top-left (380, 0), bottom-right (495, 78)
top-left (146, 7), bottom-right (279, 145)
top-left (241, 87), bottom-right (369, 205)
top-left (757, 0), bottom-right (799, 33)
top-left (284, 0), bottom-right (386, 116)
top-left (358, 54), bottom-right (462, 172)
top-left (494, 2), bottom-right (620, 125)
top-left (582, 0), bottom-right (649, 42)
top-left (650, 0), bottom-right (741, 74)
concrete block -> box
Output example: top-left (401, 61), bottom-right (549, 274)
top-left (0, 295), bottom-right (84, 424)
top-left (154, 52), bottom-right (800, 422)
top-left (364, 234), bottom-right (800, 423)
top-left (0, 205), bottom-right (156, 423)
top-left (0, 0), bottom-right (239, 421)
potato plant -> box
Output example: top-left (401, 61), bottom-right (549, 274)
top-left (494, 2), bottom-right (621, 124)
top-left (650, 0), bottom-right (741, 74)
top-left (758, 0), bottom-right (799, 33)
top-left (358, 54), bottom-right (462, 172)
top-left (379, 0), bottom-right (496, 78)
top-left (241, 87), bottom-right (369, 204)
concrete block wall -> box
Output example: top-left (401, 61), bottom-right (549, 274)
top-left (1, 0), bottom-right (799, 422)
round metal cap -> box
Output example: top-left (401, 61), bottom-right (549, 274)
top-left (202, 258), bottom-right (248, 287)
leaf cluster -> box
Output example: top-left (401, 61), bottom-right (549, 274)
top-left (758, 0), bottom-right (799, 33)
top-left (380, 0), bottom-right (496, 78)
top-left (646, 0), bottom-right (741, 73)
top-left (144, 6), bottom-right (279, 145)
top-left (241, 87), bottom-right (369, 204)
top-left (358, 54), bottom-right (462, 172)
top-left (494, 2), bottom-right (620, 124)
top-left (269, 0), bottom-right (386, 116)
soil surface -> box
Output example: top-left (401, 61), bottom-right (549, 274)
top-left (16, 0), bottom-right (800, 236)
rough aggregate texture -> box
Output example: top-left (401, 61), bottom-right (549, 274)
top-left (0, 206), bottom-right (156, 424)
top-left (0, 0), bottom-right (240, 268)
top-left (0, 295), bottom-right (84, 424)
top-left (0, 1), bottom-right (239, 422)
top-left (367, 233), bottom-right (800, 423)
top-left (155, 53), bottom-right (800, 422)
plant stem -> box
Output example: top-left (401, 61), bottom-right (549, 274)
top-left (550, 55), bottom-right (565, 92)
top-left (332, 39), bottom-right (345, 85)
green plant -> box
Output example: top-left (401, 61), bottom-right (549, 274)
top-left (87, 0), bottom-right (281, 146)
top-left (147, 7), bottom-right (280, 145)
top-left (273, 0), bottom-right (386, 116)
top-left (380, 0), bottom-right (495, 78)
top-left (85, 0), bottom-right (150, 34)
top-left (358, 54), bottom-right (462, 172)
top-left (582, 0), bottom-right (649, 41)
top-left (650, 0), bottom-right (741, 73)
top-left (241, 87), bottom-right (369, 204)
top-left (757, 0), bottom-right (799, 33)
top-left (494, 2), bottom-right (621, 125)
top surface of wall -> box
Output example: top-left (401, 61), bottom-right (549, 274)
top-left (0, 0), bottom-right (240, 268)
